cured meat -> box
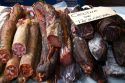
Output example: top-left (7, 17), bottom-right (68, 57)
top-left (33, 2), bottom-right (60, 81)
top-left (112, 35), bottom-right (125, 66)
top-left (70, 5), bottom-right (94, 40)
top-left (12, 18), bottom-right (30, 57)
top-left (77, 23), bottom-right (94, 40)
top-left (33, 2), bottom-right (61, 48)
top-left (4, 56), bottom-right (20, 80)
top-left (36, 48), bottom-right (60, 81)
top-left (70, 7), bottom-right (94, 75)
top-left (97, 15), bottom-right (125, 42)
top-left (19, 19), bottom-right (39, 77)
top-left (58, 10), bottom-right (72, 66)
top-left (0, 4), bottom-right (24, 63)
top-left (88, 33), bottom-right (107, 61)
top-left (0, 7), bottom-right (10, 37)
top-left (104, 45), bottom-right (125, 77)
top-left (73, 36), bottom-right (94, 75)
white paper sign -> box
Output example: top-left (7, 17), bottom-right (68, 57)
top-left (68, 7), bottom-right (117, 25)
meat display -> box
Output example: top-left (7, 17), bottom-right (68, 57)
top-left (0, 1), bottom-right (125, 83)
top-left (0, 4), bottom-right (24, 63)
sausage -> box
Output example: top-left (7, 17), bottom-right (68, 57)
top-left (58, 11), bottom-right (72, 66)
top-left (36, 48), bottom-right (60, 81)
top-left (19, 20), bottom-right (39, 77)
top-left (73, 36), bottom-right (94, 75)
top-left (4, 56), bottom-right (20, 80)
top-left (88, 33), bottom-right (107, 61)
top-left (112, 35), bottom-right (125, 66)
top-left (97, 15), bottom-right (124, 41)
top-left (0, 4), bottom-right (24, 63)
top-left (0, 7), bottom-right (10, 37)
top-left (104, 45), bottom-right (125, 77)
top-left (33, 2), bottom-right (61, 48)
top-left (77, 23), bottom-right (94, 40)
top-left (12, 18), bottom-right (31, 57)
top-left (33, 2), bottom-right (60, 81)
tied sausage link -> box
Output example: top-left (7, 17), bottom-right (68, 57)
top-left (0, 4), bottom-right (24, 63)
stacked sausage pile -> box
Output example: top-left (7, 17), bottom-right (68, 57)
top-left (0, 2), bottom-right (125, 83)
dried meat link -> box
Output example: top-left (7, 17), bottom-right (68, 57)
top-left (73, 37), bottom-right (94, 75)
top-left (36, 48), bottom-right (60, 81)
top-left (0, 4), bottom-right (24, 63)
top-left (112, 35), bottom-right (125, 66)
top-left (19, 21), bottom-right (39, 77)
top-left (33, 2), bottom-right (61, 47)
top-left (0, 50), bottom-right (10, 63)
top-left (4, 56), bottom-right (20, 80)
top-left (82, 23), bottom-right (94, 39)
top-left (97, 17), bottom-right (121, 41)
top-left (12, 19), bottom-right (31, 57)
top-left (20, 64), bottom-right (33, 77)
top-left (4, 65), bottom-right (18, 80)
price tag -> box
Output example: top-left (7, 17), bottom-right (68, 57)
top-left (68, 7), bottom-right (117, 25)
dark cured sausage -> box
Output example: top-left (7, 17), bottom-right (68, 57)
top-left (97, 15), bottom-right (125, 42)
top-left (112, 35), bottom-right (125, 66)
top-left (0, 4), bottom-right (24, 63)
top-left (73, 36), bottom-right (94, 75)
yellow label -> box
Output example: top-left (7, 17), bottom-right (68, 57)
top-left (68, 7), bottom-right (117, 25)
